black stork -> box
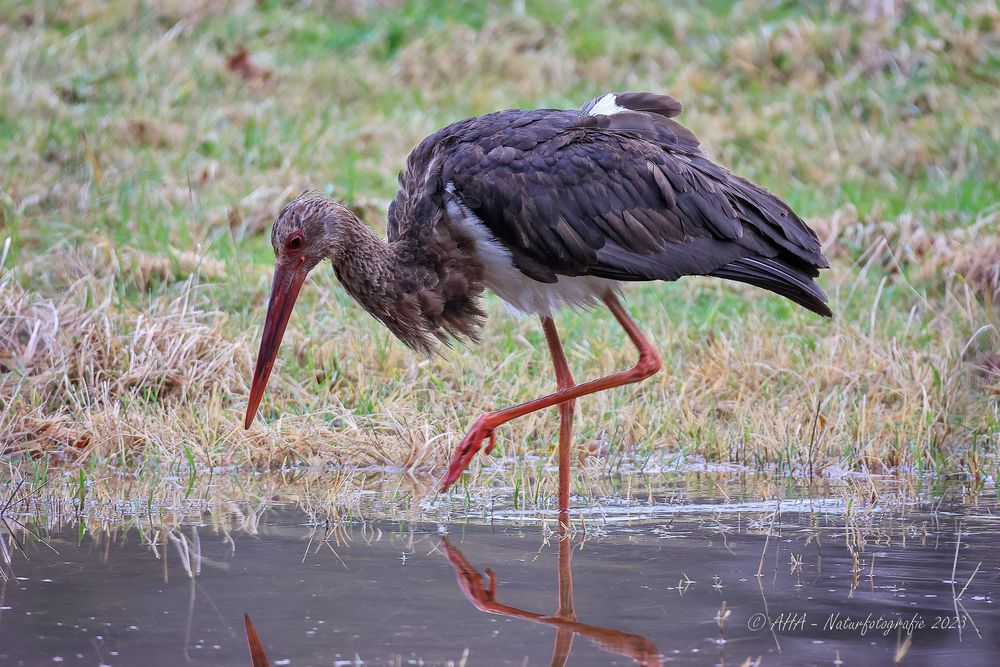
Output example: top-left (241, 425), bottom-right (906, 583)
top-left (244, 92), bottom-right (831, 497)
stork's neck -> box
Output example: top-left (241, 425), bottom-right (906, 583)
top-left (328, 220), bottom-right (408, 337)
top-left (328, 211), bottom-right (485, 353)
top-left (328, 215), bottom-right (395, 279)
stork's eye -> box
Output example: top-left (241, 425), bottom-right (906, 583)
top-left (286, 235), bottom-right (303, 251)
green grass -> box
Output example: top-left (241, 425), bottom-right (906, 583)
top-left (1, 0), bottom-right (999, 494)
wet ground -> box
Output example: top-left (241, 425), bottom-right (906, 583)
top-left (1, 475), bottom-right (999, 665)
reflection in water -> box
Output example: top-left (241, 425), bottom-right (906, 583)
top-left (2, 476), bottom-right (1000, 665)
top-left (244, 613), bottom-right (271, 667)
top-left (239, 513), bottom-right (665, 666)
top-left (443, 512), bottom-right (661, 666)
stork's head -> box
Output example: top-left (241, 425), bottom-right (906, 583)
top-left (244, 193), bottom-right (357, 429)
top-left (269, 193), bottom-right (357, 270)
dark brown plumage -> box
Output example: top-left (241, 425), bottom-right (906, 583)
top-left (245, 91), bottom-right (831, 494)
top-left (392, 90), bottom-right (830, 321)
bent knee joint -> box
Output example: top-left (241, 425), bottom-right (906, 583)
top-left (634, 351), bottom-right (662, 378)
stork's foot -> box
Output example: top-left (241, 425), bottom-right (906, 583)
top-left (441, 538), bottom-right (501, 612)
top-left (441, 416), bottom-right (497, 491)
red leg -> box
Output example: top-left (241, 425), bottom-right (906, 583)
top-left (556, 507), bottom-right (575, 618)
top-left (553, 509), bottom-right (576, 663)
top-left (542, 316), bottom-right (576, 513)
top-left (441, 292), bottom-right (662, 491)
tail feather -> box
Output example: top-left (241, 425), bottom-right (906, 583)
top-left (710, 256), bottom-right (832, 317)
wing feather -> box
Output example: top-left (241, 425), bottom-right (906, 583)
top-left (398, 96), bottom-right (830, 314)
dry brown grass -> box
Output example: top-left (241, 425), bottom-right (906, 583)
top-left (1, 0), bottom-right (998, 492)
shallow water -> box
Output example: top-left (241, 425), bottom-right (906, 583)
top-left (2, 477), bottom-right (1000, 666)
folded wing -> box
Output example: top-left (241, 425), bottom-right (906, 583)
top-left (436, 92), bottom-right (832, 316)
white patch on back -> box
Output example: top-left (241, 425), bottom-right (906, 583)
top-left (587, 92), bottom-right (628, 116)
top-left (445, 183), bottom-right (619, 317)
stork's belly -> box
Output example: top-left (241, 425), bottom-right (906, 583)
top-left (485, 271), bottom-right (620, 317)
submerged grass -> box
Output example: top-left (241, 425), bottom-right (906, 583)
top-left (1, 0), bottom-right (999, 489)
top-left (0, 470), bottom-right (989, 665)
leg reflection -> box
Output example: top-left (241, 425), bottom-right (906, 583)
top-left (441, 517), bottom-right (662, 666)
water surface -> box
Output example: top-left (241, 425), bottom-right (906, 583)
top-left (1, 475), bottom-right (998, 665)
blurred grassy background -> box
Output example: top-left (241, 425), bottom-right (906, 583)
top-left (1, 0), bottom-right (998, 488)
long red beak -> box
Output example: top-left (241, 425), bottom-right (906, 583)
top-left (245, 261), bottom-right (308, 429)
